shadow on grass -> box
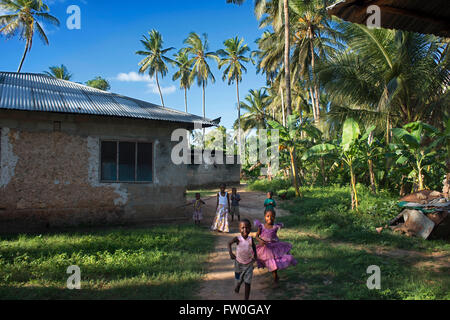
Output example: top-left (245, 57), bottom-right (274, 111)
top-left (0, 224), bottom-right (216, 299)
top-left (269, 235), bottom-right (449, 300)
top-left (0, 278), bottom-right (203, 300)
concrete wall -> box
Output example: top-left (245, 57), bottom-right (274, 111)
top-left (0, 110), bottom-right (191, 231)
top-left (187, 152), bottom-right (241, 189)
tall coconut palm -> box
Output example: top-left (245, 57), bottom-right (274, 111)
top-left (0, 0), bottom-right (60, 72)
top-left (43, 64), bottom-right (72, 80)
top-left (290, 0), bottom-right (339, 123)
top-left (172, 49), bottom-right (193, 113)
top-left (136, 29), bottom-right (174, 107)
top-left (217, 36), bottom-right (252, 156)
top-left (184, 32), bottom-right (219, 146)
top-left (228, 0), bottom-right (293, 116)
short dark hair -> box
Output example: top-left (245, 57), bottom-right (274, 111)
top-left (267, 191), bottom-right (273, 197)
top-left (240, 218), bottom-right (251, 228)
top-left (264, 208), bottom-right (276, 216)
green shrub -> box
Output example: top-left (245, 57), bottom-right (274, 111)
top-left (248, 178), bottom-right (291, 193)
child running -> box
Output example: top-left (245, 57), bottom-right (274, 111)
top-left (264, 191), bottom-right (276, 212)
top-left (211, 184), bottom-right (230, 233)
top-left (230, 187), bottom-right (241, 222)
top-left (192, 193), bottom-right (205, 225)
top-left (255, 209), bottom-right (297, 285)
top-left (228, 219), bottom-right (257, 300)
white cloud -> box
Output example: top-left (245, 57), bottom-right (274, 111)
top-left (147, 83), bottom-right (176, 95)
top-left (116, 71), bottom-right (153, 82)
top-left (115, 71), bottom-right (176, 96)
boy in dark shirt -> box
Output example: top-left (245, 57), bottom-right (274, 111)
top-left (230, 187), bottom-right (241, 222)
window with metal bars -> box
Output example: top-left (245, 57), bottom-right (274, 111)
top-left (100, 141), bottom-right (153, 182)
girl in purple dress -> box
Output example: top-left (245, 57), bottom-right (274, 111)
top-left (254, 209), bottom-right (297, 284)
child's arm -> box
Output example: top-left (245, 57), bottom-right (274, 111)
top-left (216, 194), bottom-right (219, 211)
top-left (227, 193), bottom-right (231, 210)
top-left (255, 226), bottom-right (267, 246)
top-left (228, 237), bottom-right (239, 260)
top-left (201, 199), bottom-right (206, 204)
top-left (251, 238), bottom-right (258, 261)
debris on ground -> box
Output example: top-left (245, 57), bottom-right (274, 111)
top-left (378, 189), bottom-right (450, 240)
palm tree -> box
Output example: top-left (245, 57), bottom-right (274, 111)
top-left (184, 32), bottom-right (219, 146)
top-left (136, 29), bottom-right (174, 107)
top-left (236, 88), bottom-right (271, 131)
top-left (318, 25), bottom-right (449, 139)
top-left (290, 0), bottom-right (339, 123)
top-left (44, 64), bottom-right (72, 80)
top-left (217, 36), bottom-right (252, 156)
top-left (227, 0), bottom-right (293, 116)
top-left (0, 0), bottom-right (60, 72)
top-left (172, 49), bottom-right (193, 113)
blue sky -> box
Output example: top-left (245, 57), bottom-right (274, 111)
top-left (0, 0), bottom-right (269, 129)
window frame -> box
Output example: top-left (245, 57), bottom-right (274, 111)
top-left (99, 139), bottom-right (154, 184)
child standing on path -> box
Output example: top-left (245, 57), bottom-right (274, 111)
top-left (228, 219), bottom-right (257, 300)
top-left (264, 191), bottom-right (276, 212)
top-left (211, 184), bottom-right (230, 233)
top-left (255, 209), bottom-right (297, 285)
top-left (230, 188), bottom-right (241, 222)
top-left (192, 193), bottom-right (205, 225)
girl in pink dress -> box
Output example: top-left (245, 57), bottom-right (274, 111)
top-left (255, 209), bottom-right (297, 284)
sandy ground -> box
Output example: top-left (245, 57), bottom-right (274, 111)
top-left (195, 187), bottom-right (290, 300)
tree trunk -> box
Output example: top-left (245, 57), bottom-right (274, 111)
top-left (289, 147), bottom-right (302, 198)
top-left (236, 79), bottom-right (242, 159)
top-left (350, 164), bottom-right (358, 210)
top-left (267, 162), bottom-right (272, 181)
top-left (310, 36), bottom-right (320, 122)
top-left (280, 85), bottom-right (286, 126)
top-left (368, 159), bottom-right (376, 194)
top-left (399, 175), bottom-right (407, 196)
top-left (320, 157), bottom-right (326, 186)
top-left (17, 40), bottom-right (30, 73)
top-left (202, 81), bottom-right (206, 149)
top-left (417, 166), bottom-right (424, 190)
top-left (184, 87), bottom-right (188, 113)
top-left (283, 0), bottom-right (292, 116)
top-left (309, 86), bottom-right (317, 121)
top-left (155, 73), bottom-right (165, 107)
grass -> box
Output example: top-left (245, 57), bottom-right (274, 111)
top-left (186, 189), bottom-right (218, 199)
top-left (0, 224), bottom-right (215, 299)
top-left (248, 180), bottom-right (450, 300)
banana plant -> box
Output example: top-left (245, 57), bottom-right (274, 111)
top-left (303, 118), bottom-right (363, 209)
top-left (391, 121), bottom-right (442, 191)
top-left (358, 125), bottom-right (384, 193)
top-left (267, 115), bottom-right (322, 198)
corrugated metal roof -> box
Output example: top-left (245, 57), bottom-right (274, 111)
top-left (327, 0), bottom-right (450, 38)
top-left (0, 72), bottom-right (219, 127)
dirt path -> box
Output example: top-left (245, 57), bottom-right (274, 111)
top-left (197, 187), bottom-right (290, 300)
